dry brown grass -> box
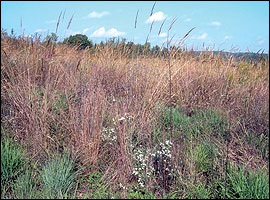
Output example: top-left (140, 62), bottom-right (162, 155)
top-left (1, 31), bottom-right (269, 197)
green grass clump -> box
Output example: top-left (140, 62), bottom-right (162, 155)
top-left (126, 189), bottom-right (156, 199)
top-left (40, 152), bottom-right (79, 199)
top-left (1, 138), bottom-right (25, 185)
top-left (159, 107), bottom-right (190, 132)
top-left (190, 109), bottom-right (228, 138)
top-left (221, 164), bottom-right (269, 199)
top-left (13, 168), bottom-right (39, 199)
top-left (191, 141), bottom-right (217, 174)
top-left (159, 106), bottom-right (228, 140)
top-left (185, 182), bottom-right (213, 199)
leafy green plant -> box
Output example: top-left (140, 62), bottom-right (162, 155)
top-left (48, 91), bottom-right (74, 147)
top-left (85, 171), bottom-right (116, 199)
top-left (88, 172), bottom-right (102, 189)
top-left (89, 187), bottom-right (115, 199)
top-left (221, 164), bottom-right (269, 199)
top-left (40, 152), bottom-right (79, 199)
top-left (244, 130), bottom-right (269, 161)
top-left (1, 138), bottom-right (25, 185)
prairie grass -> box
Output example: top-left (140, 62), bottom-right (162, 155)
top-left (1, 27), bottom-right (269, 199)
top-left (40, 152), bottom-right (80, 199)
top-left (1, 138), bottom-right (25, 186)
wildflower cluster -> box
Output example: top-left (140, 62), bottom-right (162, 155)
top-left (101, 127), bottom-right (117, 144)
top-left (131, 140), bottom-right (174, 189)
top-left (152, 140), bottom-right (174, 177)
top-left (132, 145), bottom-right (154, 188)
top-left (117, 113), bottom-right (133, 122)
top-left (101, 113), bottom-right (132, 144)
top-left (119, 182), bottom-right (127, 190)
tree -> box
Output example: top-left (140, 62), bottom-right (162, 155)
top-left (152, 45), bottom-right (161, 56)
top-left (126, 41), bottom-right (134, 49)
top-left (135, 44), bottom-right (144, 55)
top-left (63, 34), bottom-right (93, 50)
top-left (143, 42), bottom-right (151, 54)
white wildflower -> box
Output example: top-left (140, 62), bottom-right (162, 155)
top-left (118, 116), bottom-right (126, 121)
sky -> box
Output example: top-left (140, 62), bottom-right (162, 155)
top-left (1, 1), bottom-right (269, 53)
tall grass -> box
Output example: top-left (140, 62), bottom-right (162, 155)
top-left (220, 164), bottom-right (269, 199)
top-left (1, 6), bottom-right (269, 197)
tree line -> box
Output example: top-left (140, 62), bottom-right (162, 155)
top-left (2, 29), bottom-right (268, 60)
top-left (39, 32), bottom-right (179, 57)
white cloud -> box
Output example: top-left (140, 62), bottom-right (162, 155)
top-left (224, 35), bottom-right (232, 40)
top-left (87, 11), bottom-right (109, 18)
top-left (158, 32), bottom-right (167, 37)
top-left (185, 18), bottom-right (191, 22)
top-left (90, 27), bottom-right (125, 37)
top-left (257, 38), bottom-right (264, 45)
top-left (197, 33), bottom-right (208, 40)
top-left (106, 28), bottom-right (125, 37)
top-left (219, 35), bottom-right (233, 47)
top-left (24, 34), bottom-right (33, 38)
top-left (146, 11), bottom-right (167, 23)
top-left (210, 21), bottom-right (221, 26)
top-left (65, 28), bottom-right (92, 36)
top-left (256, 36), bottom-right (265, 45)
top-left (258, 40), bottom-right (264, 45)
top-left (161, 38), bottom-right (170, 44)
top-left (35, 29), bottom-right (48, 33)
top-left (82, 28), bottom-right (90, 34)
top-left (90, 27), bottom-right (105, 37)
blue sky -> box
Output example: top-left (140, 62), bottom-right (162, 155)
top-left (1, 1), bottom-right (269, 52)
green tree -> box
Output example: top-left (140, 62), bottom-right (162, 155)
top-left (126, 41), bottom-right (134, 49)
top-left (63, 34), bottom-right (93, 50)
top-left (151, 45), bottom-right (161, 57)
top-left (143, 42), bottom-right (151, 54)
top-left (135, 44), bottom-right (144, 55)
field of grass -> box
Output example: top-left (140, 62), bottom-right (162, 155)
top-left (1, 27), bottom-right (269, 199)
